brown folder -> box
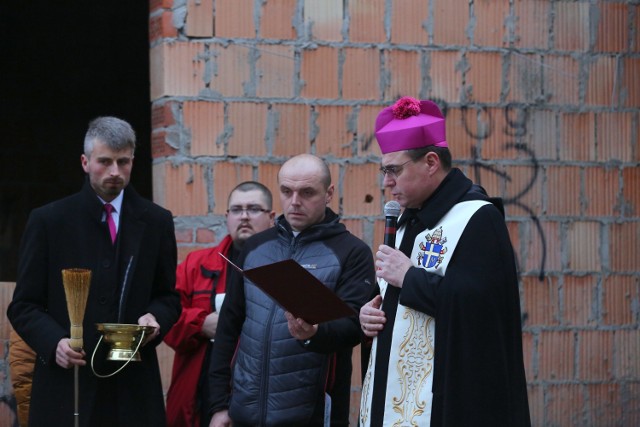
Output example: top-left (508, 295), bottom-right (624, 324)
top-left (220, 254), bottom-right (356, 324)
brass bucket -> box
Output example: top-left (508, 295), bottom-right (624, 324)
top-left (91, 323), bottom-right (155, 378)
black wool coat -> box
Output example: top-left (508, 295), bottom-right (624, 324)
top-left (7, 181), bottom-right (180, 427)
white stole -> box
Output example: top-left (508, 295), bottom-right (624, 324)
top-left (360, 200), bottom-right (489, 427)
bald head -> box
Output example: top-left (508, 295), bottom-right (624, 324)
top-left (278, 154), bottom-right (331, 189)
top-left (277, 154), bottom-right (334, 232)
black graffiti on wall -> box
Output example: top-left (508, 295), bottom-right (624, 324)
top-left (442, 101), bottom-right (547, 280)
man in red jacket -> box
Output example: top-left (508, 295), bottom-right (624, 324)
top-left (164, 181), bottom-right (275, 427)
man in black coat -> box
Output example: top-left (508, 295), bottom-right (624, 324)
top-left (7, 116), bottom-right (180, 427)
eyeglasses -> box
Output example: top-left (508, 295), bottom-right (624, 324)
top-left (227, 206), bottom-right (270, 217)
top-left (379, 159), bottom-right (413, 178)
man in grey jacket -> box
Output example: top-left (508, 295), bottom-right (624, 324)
top-left (208, 154), bottom-right (375, 427)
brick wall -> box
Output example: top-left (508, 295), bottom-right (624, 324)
top-left (2, 1), bottom-right (633, 426)
top-left (149, 0), bottom-right (639, 425)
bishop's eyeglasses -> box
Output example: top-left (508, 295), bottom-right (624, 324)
top-left (379, 159), bottom-right (412, 178)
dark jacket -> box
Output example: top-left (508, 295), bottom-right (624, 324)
top-left (7, 181), bottom-right (180, 427)
top-left (209, 209), bottom-right (375, 427)
top-left (399, 169), bottom-right (531, 426)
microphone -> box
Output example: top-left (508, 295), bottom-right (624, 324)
top-left (383, 201), bottom-right (401, 248)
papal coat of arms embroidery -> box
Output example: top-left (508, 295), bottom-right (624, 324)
top-left (417, 226), bottom-right (448, 269)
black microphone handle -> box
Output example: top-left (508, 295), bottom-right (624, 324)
top-left (384, 215), bottom-right (397, 248)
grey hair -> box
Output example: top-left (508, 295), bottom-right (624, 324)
top-left (83, 116), bottom-right (136, 156)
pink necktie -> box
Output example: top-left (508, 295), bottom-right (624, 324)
top-left (104, 203), bottom-right (117, 244)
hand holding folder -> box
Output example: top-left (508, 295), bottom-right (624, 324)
top-left (220, 254), bottom-right (356, 324)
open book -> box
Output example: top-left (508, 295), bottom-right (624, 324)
top-left (220, 254), bottom-right (356, 324)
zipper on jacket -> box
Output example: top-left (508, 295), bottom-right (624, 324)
top-left (258, 301), bottom-right (278, 425)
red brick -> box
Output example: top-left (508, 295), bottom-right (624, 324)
top-left (196, 227), bottom-right (216, 244)
top-left (538, 331), bottom-right (575, 380)
top-left (502, 165), bottom-right (543, 217)
top-left (385, 50), bottom-right (421, 103)
top-left (372, 218), bottom-right (386, 252)
top-left (212, 162), bottom-right (253, 214)
top-left (151, 130), bottom-right (179, 159)
top-left (227, 102), bottom-right (268, 156)
top-left (522, 332), bottom-right (535, 382)
top-left (149, 10), bottom-right (178, 42)
top-left (567, 223), bottom-right (601, 273)
top-left (554, 1), bottom-right (590, 51)
top-left (621, 57), bottom-right (640, 107)
top-left (256, 162), bottom-right (282, 210)
top-left (564, 276), bottom-right (597, 325)
top-left (546, 385), bottom-right (585, 426)
top-left (559, 112), bottom-right (596, 161)
top-left (514, 0), bottom-right (550, 49)
top-left (624, 382), bottom-right (640, 425)
top-left (428, 51), bottom-right (462, 103)
top-left (342, 47), bottom-right (380, 100)
top-left (602, 275), bottom-right (639, 325)
top-left (622, 167), bottom-right (640, 216)
top-left (341, 218), bottom-right (365, 241)
top-left (178, 245), bottom-right (205, 264)
top-left (587, 383), bottom-right (623, 426)
top-left (260, 0), bottom-right (297, 39)
top-left (342, 163), bottom-right (382, 216)
top-left (505, 221), bottom-right (520, 256)
top-left (184, 101), bottom-right (225, 157)
top-left (543, 55), bottom-right (580, 105)
top-left (303, 0), bottom-right (343, 41)
top-left (527, 384), bottom-right (544, 427)
top-left (256, 44), bottom-right (295, 98)
top-left (522, 275), bottom-right (560, 326)
top-left (480, 107), bottom-right (524, 160)
top-left (500, 166), bottom-right (543, 217)
top-left (432, 0), bottom-right (469, 46)
top-left (584, 166), bottom-right (618, 217)
top-left (158, 162), bottom-right (208, 216)
top-left (474, 163), bottom-right (503, 203)
top-left (596, 112), bottom-right (634, 162)
top-left (524, 220), bottom-right (561, 274)
top-left (444, 106), bottom-right (483, 162)
top-left (215, 0), bottom-right (255, 38)
top-left (614, 329), bottom-right (640, 378)
top-left (634, 5), bottom-right (640, 52)
top-left (152, 101), bottom-right (177, 130)
top-left (150, 0), bottom-right (173, 12)
top-left (609, 222), bottom-right (640, 272)
top-left (314, 105), bottom-right (355, 157)
top-left (522, 108), bottom-right (557, 161)
top-left (579, 330), bottom-right (614, 380)
top-left (507, 53), bottom-right (543, 103)
top-left (327, 162), bottom-right (340, 214)
top-left (175, 228), bottom-right (194, 244)
top-left (150, 42), bottom-right (206, 99)
top-left (585, 56), bottom-right (619, 106)
top-left (546, 166), bottom-right (581, 216)
top-left (271, 103), bottom-right (310, 156)
top-left (348, 0), bottom-right (385, 43)
top-left (356, 105), bottom-right (383, 157)
top-left (208, 42), bottom-right (252, 97)
top-left (300, 46), bottom-right (339, 99)
top-left (473, 0), bottom-right (508, 47)
top-left (390, 0), bottom-right (428, 44)
top-left (465, 52), bottom-right (503, 103)
top-left (185, 0), bottom-right (214, 37)
top-left (594, 2), bottom-right (628, 53)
